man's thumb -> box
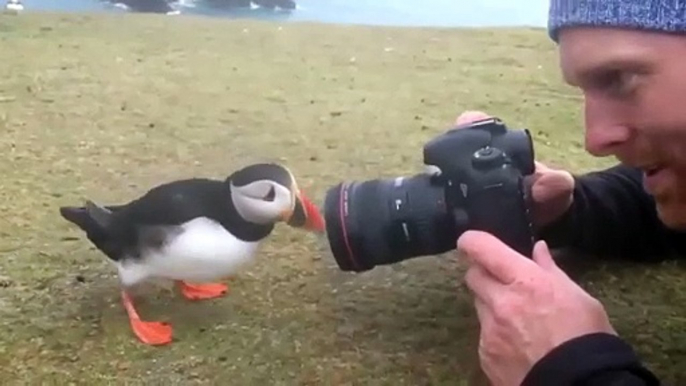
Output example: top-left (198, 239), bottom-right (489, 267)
top-left (532, 240), bottom-right (557, 271)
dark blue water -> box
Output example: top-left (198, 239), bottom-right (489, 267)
top-left (20, 0), bottom-right (549, 28)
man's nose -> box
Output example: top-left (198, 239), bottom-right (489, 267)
top-left (583, 94), bottom-right (632, 156)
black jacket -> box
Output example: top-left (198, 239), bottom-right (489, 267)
top-left (521, 164), bottom-right (685, 386)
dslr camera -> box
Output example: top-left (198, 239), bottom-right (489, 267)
top-left (322, 117), bottom-right (537, 272)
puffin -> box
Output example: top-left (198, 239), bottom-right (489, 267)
top-left (59, 162), bottom-right (325, 346)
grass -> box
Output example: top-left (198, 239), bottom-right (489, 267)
top-left (0, 11), bottom-right (684, 385)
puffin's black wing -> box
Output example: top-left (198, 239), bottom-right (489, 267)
top-left (59, 179), bottom-right (230, 260)
top-left (115, 178), bottom-right (233, 226)
top-left (61, 178), bottom-right (274, 260)
top-left (59, 203), bottom-right (133, 260)
top-left (117, 177), bottom-right (275, 243)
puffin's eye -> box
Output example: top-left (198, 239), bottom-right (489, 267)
top-left (263, 186), bottom-right (276, 202)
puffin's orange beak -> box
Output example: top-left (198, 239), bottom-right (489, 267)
top-left (287, 190), bottom-right (325, 233)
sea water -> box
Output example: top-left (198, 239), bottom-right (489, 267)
top-left (19, 0), bottom-right (549, 28)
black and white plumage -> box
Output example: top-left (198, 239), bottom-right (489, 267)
top-left (59, 162), bottom-right (324, 346)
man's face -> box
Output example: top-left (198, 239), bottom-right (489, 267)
top-left (558, 27), bottom-right (686, 229)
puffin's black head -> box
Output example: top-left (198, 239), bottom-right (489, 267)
top-left (228, 163), bottom-right (325, 232)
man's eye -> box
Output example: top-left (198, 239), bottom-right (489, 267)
top-left (595, 70), bottom-right (637, 98)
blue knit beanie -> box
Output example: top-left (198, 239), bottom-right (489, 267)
top-left (548, 0), bottom-right (686, 42)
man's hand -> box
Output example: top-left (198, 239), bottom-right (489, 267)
top-left (457, 230), bottom-right (618, 386)
top-left (455, 111), bottom-right (576, 228)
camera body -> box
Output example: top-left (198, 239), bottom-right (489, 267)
top-left (422, 117), bottom-right (536, 257)
top-left (323, 117), bottom-right (537, 272)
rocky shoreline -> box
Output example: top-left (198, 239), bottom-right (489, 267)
top-left (108, 0), bottom-right (296, 14)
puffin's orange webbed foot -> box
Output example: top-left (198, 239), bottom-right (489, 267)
top-left (177, 281), bottom-right (229, 300)
top-left (130, 319), bottom-right (173, 346)
top-left (121, 291), bottom-right (173, 346)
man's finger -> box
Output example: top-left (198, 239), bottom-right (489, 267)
top-left (473, 294), bottom-right (494, 329)
top-left (455, 110), bottom-right (491, 126)
top-left (534, 160), bottom-right (550, 172)
top-left (457, 230), bottom-right (535, 284)
top-left (464, 264), bottom-right (503, 307)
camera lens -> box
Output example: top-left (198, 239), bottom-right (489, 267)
top-left (322, 173), bottom-right (457, 272)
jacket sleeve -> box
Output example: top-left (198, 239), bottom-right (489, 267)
top-left (521, 333), bottom-right (661, 386)
top-left (537, 164), bottom-right (684, 261)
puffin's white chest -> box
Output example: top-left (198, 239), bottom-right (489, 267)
top-left (116, 217), bottom-right (261, 286)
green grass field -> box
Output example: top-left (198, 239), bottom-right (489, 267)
top-left (0, 12), bottom-right (684, 385)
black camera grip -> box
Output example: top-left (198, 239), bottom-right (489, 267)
top-left (457, 147), bottom-right (536, 258)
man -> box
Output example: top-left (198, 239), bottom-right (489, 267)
top-left (454, 1), bottom-right (686, 385)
